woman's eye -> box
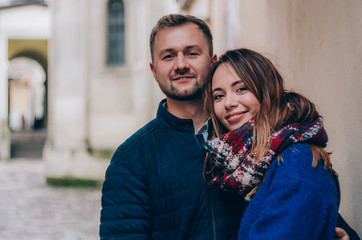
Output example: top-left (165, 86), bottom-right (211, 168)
top-left (213, 94), bottom-right (223, 100)
top-left (237, 87), bottom-right (247, 93)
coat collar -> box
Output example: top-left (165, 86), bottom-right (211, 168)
top-left (157, 99), bottom-right (196, 133)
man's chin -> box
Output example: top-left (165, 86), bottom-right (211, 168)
top-left (166, 91), bottom-right (202, 101)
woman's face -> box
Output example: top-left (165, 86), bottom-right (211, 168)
top-left (212, 62), bottom-right (260, 131)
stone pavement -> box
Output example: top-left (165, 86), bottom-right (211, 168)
top-left (0, 159), bottom-right (102, 240)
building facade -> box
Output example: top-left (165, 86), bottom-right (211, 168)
top-left (0, 0), bottom-right (360, 235)
top-left (0, 0), bottom-right (50, 159)
top-left (43, 0), bottom-right (182, 179)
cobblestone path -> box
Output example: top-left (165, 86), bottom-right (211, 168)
top-left (0, 159), bottom-right (102, 240)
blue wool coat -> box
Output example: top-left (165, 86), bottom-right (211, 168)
top-left (100, 99), bottom-right (244, 240)
top-left (238, 143), bottom-right (338, 240)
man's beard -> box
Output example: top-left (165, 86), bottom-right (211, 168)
top-left (159, 81), bottom-right (203, 101)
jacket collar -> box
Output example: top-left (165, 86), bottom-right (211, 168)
top-left (157, 99), bottom-right (195, 132)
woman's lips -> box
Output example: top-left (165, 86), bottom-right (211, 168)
top-left (226, 111), bottom-right (247, 122)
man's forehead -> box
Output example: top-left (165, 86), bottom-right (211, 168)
top-left (154, 24), bottom-right (206, 49)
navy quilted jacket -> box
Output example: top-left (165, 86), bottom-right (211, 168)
top-left (100, 99), bottom-right (244, 240)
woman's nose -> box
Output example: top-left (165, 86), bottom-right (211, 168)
top-left (224, 94), bottom-right (238, 108)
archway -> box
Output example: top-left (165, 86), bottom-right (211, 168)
top-left (8, 53), bottom-right (47, 158)
top-left (8, 57), bottom-right (46, 130)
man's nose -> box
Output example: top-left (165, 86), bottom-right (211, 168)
top-left (174, 53), bottom-right (189, 71)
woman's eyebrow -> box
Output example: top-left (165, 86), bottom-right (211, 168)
top-left (231, 80), bottom-right (243, 87)
top-left (212, 87), bottom-right (222, 93)
top-left (212, 81), bottom-right (243, 93)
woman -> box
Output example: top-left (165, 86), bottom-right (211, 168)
top-left (203, 48), bottom-right (339, 239)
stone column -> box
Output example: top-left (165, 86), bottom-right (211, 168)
top-left (0, 34), bottom-right (10, 160)
top-left (44, 0), bottom-right (93, 178)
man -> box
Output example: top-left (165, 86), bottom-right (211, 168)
top-left (100, 14), bottom-right (353, 240)
top-left (100, 14), bottom-right (243, 240)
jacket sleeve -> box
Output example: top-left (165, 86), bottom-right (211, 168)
top-left (238, 147), bottom-right (338, 240)
top-left (100, 148), bottom-right (151, 240)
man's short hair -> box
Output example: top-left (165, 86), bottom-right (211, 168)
top-left (149, 14), bottom-right (213, 61)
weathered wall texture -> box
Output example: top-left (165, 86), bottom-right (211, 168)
top-left (238, 0), bottom-right (362, 234)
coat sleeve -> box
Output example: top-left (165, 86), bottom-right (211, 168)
top-left (238, 146), bottom-right (338, 240)
top-left (99, 148), bottom-right (151, 240)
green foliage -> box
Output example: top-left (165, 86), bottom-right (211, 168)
top-left (46, 176), bottom-right (103, 188)
top-left (85, 139), bottom-right (114, 159)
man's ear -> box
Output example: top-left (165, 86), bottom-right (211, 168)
top-left (149, 62), bottom-right (157, 79)
top-left (211, 54), bottom-right (217, 64)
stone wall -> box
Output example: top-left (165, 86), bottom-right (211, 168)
top-left (237, 0), bottom-right (362, 235)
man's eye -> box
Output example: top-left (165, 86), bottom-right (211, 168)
top-left (187, 52), bottom-right (199, 57)
top-left (162, 55), bottom-right (173, 60)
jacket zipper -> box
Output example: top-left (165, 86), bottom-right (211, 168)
top-left (194, 132), bottom-right (217, 239)
top-left (210, 190), bottom-right (217, 240)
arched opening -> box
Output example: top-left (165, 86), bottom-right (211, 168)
top-left (8, 55), bottom-right (47, 158)
top-left (8, 57), bottom-right (46, 130)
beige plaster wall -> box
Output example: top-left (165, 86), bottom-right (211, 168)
top-left (8, 39), bottom-right (48, 60)
top-left (238, 0), bottom-right (362, 235)
top-left (44, 0), bottom-right (179, 180)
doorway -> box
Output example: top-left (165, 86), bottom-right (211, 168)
top-left (8, 57), bottom-right (47, 158)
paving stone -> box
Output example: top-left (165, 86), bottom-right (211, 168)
top-left (0, 159), bottom-right (102, 240)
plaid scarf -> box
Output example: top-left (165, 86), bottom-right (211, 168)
top-left (204, 116), bottom-right (328, 201)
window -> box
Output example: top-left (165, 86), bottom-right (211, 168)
top-left (107, 0), bottom-right (125, 66)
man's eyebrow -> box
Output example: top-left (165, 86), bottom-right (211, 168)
top-left (185, 45), bottom-right (201, 50)
top-left (159, 48), bottom-right (174, 55)
top-left (159, 45), bottom-right (201, 53)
